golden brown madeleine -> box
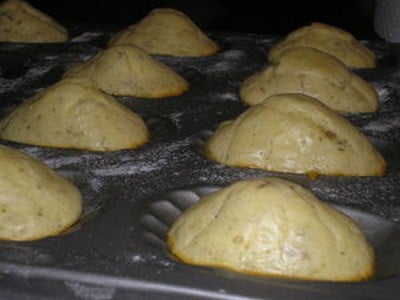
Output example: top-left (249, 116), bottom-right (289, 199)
top-left (241, 47), bottom-right (379, 112)
top-left (108, 8), bottom-right (219, 57)
top-left (64, 45), bottom-right (189, 98)
top-left (0, 0), bottom-right (68, 42)
top-left (268, 22), bottom-right (376, 68)
top-left (0, 144), bottom-right (82, 241)
top-left (205, 94), bottom-right (386, 176)
top-left (168, 177), bottom-right (375, 282)
top-left (0, 78), bottom-right (149, 151)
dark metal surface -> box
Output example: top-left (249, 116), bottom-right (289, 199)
top-left (0, 30), bottom-right (399, 299)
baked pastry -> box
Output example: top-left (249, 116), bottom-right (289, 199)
top-left (108, 8), bottom-right (219, 57)
top-left (268, 22), bottom-right (376, 68)
top-left (0, 0), bottom-right (68, 43)
top-left (0, 78), bottom-right (149, 151)
top-left (63, 45), bottom-right (189, 98)
top-left (0, 144), bottom-right (82, 241)
top-left (205, 94), bottom-right (386, 176)
top-left (167, 177), bottom-right (375, 282)
top-left (240, 47), bottom-right (379, 112)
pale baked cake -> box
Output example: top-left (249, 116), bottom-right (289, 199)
top-left (168, 177), bottom-right (375, 281)
top-left (64, 45), bottom-right (189, 98)
top-left (0, 0), bottom-right (68, 42)
top-left (268, 22), bottom-right (376, 68)
top-left (205, 93), bottom-right (386, 176)
top-left (0, 144), bottom-right (82, 241)
top-left (108, 8), bottom-right (219, 57)
top-left (241, 47), bottom-right (379, 112)
top-left (0, 78), bottom-right (149, 151)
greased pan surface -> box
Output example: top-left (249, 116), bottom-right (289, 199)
top-left (0, 30), bottom-right (399, 299)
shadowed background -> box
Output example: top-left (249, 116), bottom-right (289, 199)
top-left (27, 0), bottom-right (377, 38)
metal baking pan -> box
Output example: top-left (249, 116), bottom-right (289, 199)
top-left (0, 30), bottom-right (399, 300)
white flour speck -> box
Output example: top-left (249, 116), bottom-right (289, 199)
top-left (70, 31), bottom-right (108, 43)
top-left (374, 81), bottom-right (396, 103)
top-left (91, 139), bottom-right (191, 177)
top-left (169, 112), bottom-right (184, 126)
top-left (218, 92), bottom-right (237, 101)
top-left (130, 255), bottom-right (145, 263)
top-left (362, 116), bottom-right (400, 133)
top-left (64, 281), bottom-right (115, 300)
top-left (94, 161), bottom-right (163, 176)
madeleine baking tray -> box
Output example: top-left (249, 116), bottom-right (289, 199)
top-left (0, 28), bottom-right (400, 300)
